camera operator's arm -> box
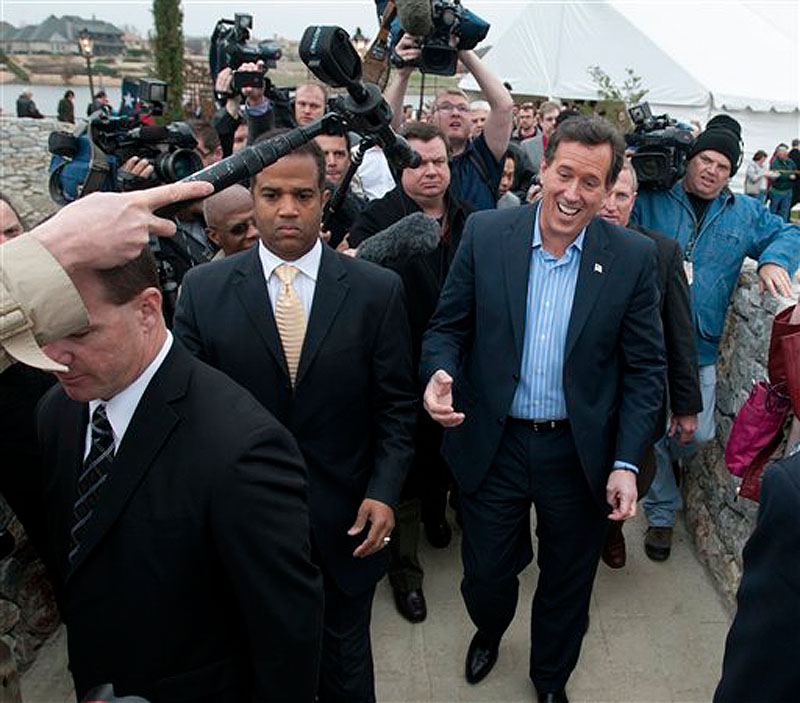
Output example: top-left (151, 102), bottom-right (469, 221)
top-left (384, 34), bottom-right (420, 130)
top-left (1, 181), bottom-right (213, 372)
top-left (458, 50), bottom-right (513, 162)
top-left (213, 68), bottom-right (243, 157)
top-left (240, 60), bottom-right (276, 145)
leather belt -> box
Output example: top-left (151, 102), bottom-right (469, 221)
top-left (508, 417), bottom-right (569, 433)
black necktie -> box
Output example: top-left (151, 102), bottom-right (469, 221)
top-left (70, 404), bottom-right (114, 563)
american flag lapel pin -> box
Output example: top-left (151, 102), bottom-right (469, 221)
top-left (594, 263), bottom-right (603, 274)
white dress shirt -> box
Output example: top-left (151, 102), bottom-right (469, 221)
top-left (84, 332), bottom-right (173, 460)
top-left (258, 239), bottom-right (322, 318)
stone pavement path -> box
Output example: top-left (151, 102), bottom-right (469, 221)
top-left (22, 510), bottom-right (731, 703)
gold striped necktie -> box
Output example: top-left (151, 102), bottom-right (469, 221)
top-left (274, 264), bottom-right (307, 386)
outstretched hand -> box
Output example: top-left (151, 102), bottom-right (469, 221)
top-left (423, 369), bottom-right (465, 427)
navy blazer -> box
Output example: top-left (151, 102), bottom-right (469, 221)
top-left (420, 204), bottom-right (666, 507)
top-left (174, 244), bottom-right (417, 596)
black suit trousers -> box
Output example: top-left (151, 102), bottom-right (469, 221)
top-left (312, 543), bottom-right (377, 703)
top-left (459, 420), bottom-right (607, 692)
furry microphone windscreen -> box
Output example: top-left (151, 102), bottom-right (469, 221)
top-left (395, 0), bottom-right (434, 37)
top-left (356, 211), bottom-right (441, 266)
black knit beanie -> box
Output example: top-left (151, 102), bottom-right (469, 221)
top-left (687, 114), bottom-right (742, 176)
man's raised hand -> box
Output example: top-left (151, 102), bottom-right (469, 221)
top-left (423, 369), bottom-right (465, 427)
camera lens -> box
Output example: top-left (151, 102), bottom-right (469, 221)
top-left (420, 45), bottom-right (458, 76)
top-left (155, 149), bottom-right (203, 182)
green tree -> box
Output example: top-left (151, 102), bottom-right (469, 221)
top-left (587, 65), bottom-right (649, 130)
top-left (152, 0), bottom-right (184, 121)
top-left (587, 65), bottom-right (649, 106)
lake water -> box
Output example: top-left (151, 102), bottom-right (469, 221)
top-left (1, 83), bottom-right (122, 119)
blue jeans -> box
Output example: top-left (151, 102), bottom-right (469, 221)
top-left (643, 364), bottom-right (717, 527)
top-left (770, 190), bottom-right (792, 222)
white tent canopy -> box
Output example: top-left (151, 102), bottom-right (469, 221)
top-left (460, 1), bottom-right (799, 189)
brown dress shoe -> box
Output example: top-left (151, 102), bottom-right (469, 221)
top-left (644, 525), bottom-right (673, 561)
top-left (601, 520), bottom-right (626, 569)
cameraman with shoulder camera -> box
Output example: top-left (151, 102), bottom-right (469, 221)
top-left (385, 34), bottom-right (513, 211)
top-left (631, 114), bottom-right (800, 562)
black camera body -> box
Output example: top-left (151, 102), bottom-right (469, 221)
top-left (418, 1), bottom-right (462, 76)
top-left (625, 102), bottom-right (695, 190)
top-left (48, 80), bottom-right (203, 203)
top-left (232, 70), bottom-right (265, 91)
top-left (210, 13), bottom-right (282, 94)
top-left (392, 0), bottom-right (489, 76)
top-left (94, 118), bottom-right (202, 184)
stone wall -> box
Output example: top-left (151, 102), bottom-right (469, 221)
top-left (683, 262), bottom-right (789, 612)
top-left (0, 116), bottom-right (64, 673)
top-left (0, 115), bottom-right (65, 228)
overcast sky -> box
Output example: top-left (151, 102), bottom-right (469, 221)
top-left (0, 1), bottom-right (522, 41)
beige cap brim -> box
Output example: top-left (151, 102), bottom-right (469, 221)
top-left (4, 330), bottom-right (68, 372)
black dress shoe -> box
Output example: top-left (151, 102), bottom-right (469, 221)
top-left (424, 519), bottom-right (452, 548)
top-left (393, 588), bottom-right (427, 623)
top-left (465, 631), bottom-right (499, 684)
top-left (536, 689), bottom-right (568, 703)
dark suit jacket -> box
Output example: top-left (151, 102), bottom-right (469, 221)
top-left (632, 225), bottom-right (702, 427)
top-left (348, 185), bottom-right (472, 249)
top-left (37, 342), bottom-right (324, 703)
top-left (420, 204), bottom-right (666, 506)
top-left (174, 244), bottom-right (416, 596)
top-left (714, 453), bottom-right (800, 703)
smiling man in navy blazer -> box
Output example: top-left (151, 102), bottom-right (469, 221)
top-left (420, 116), bottom-right (666, 702)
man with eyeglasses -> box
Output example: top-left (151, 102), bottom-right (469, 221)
top-left (385, 35), bottom-right (514, 211)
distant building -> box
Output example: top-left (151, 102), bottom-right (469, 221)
top-left (1, 15), bottom-right (124, 56)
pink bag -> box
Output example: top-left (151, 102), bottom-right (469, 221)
top-left (724, 380), bottom-right (790, 479)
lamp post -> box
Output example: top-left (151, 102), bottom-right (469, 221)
top-left (77, 28), bottom-right (95, 104)
top-left (352, 26), bottom-right (369, 57)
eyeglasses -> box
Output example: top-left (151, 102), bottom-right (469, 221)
top-left (435, 102), bottom-right (470, 115)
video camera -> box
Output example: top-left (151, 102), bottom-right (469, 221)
top-left (625, 102), bottom-right (694, 190)
top-left (210, 13), bottom-right (282, 94)
top-left (47, 79), bottom-right (203, 203)
top-left (392, 0), bottom-right (489, 76)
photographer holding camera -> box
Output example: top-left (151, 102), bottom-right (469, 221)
top-left (210, 14), bottom-right (294, 158)
top-left (384, 32), bottom-right (513, 211)
top-left (630, 114), bottom-right (800, 562)
top-left (213, 60), bottom-right (286, 158)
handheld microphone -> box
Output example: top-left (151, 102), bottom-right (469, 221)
top-left (357, 212), bottom-right (441, 265)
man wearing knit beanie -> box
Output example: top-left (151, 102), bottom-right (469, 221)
top-left (630, 114), bottom-right (800, 563)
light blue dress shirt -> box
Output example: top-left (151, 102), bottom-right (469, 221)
top-left (508, 208), bottom-right (639, 475)
top-left (510, 208), bottom-right (583, 421)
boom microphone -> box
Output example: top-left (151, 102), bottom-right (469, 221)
top-left (126, 125), bottom-right (170, 143)
top-left (395, 0), bottom-right (434, 36)
top-left (356, 212), bottom-right (441, 265)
